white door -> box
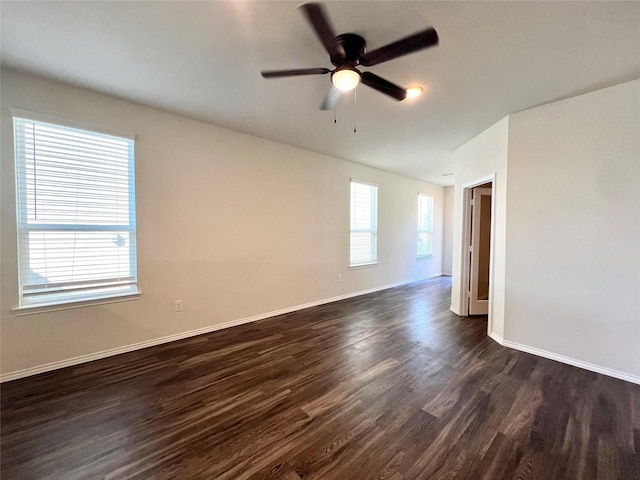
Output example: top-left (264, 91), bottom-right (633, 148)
top-left (468, 187), bottom-right (492, 315)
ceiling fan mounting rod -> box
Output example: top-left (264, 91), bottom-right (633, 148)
top-left (330, 33), bottom-right (366, 66)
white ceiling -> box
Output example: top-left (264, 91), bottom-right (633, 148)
top-left (2, 1), bottom-right (639, 186)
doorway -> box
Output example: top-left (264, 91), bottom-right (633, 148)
top-left (461, 178), bottom-right (495, 319)
top-left (468, 184), bottom-right (492, 314)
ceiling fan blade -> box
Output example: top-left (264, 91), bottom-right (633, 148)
top-left (261, 68), bottom-right (331, 78)
top-left (360, 28), bottom-right (439, 67)
top-left (299, 3), bottom-right (345, 59)
top-left (319, 86), bottom-right (341, 110)
top-left (360, 72), bottom-right (407, 101)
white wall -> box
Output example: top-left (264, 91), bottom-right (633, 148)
top-left (450, 80), bottom-right (640, 381)
top-left (442, 186), bottom-right (454, 275)
top-left (0, 69), bottom-right (444, 377)
top-left (505, 80), bottom-right (640, 378)
top-left (451, 117), bottom-right (509, 340)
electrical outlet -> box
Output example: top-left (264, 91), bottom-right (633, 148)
top-left (174, 300), bottom-right (183, 312)
top-left (337, 274), bottom-right (342, 282)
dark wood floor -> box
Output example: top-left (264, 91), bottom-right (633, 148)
top-left (2, 277), bottom-right (639, 480)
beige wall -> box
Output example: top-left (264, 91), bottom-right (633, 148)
top-left (441, 186), bottom-right (454, 275)
top-left (451, 80), bottom-right (640, 381)
top-left (0, 69), bottom-right (444, 376)
top-left (451, 116), bottom-right (509, 340)
top-left (505, 80), bottom-right (640, 378)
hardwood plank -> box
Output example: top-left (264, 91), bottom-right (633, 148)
top-left (2, 276), bottom-right (639, 479)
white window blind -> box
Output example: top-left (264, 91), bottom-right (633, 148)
top-left (13, 115), bottom-right (137, 307)
top-left (417, 193), bottom-right (434, 257)
top-left (350, 180), bottom-right (378, 266)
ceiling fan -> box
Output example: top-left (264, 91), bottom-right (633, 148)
top-left (261, 2), bottom-right (439, 110)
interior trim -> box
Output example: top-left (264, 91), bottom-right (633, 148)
top-left (489, 332), bottom-right (640, 385)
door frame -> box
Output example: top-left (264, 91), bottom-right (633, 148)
top-left (460, 173), bottom-right (497, 335)
top-left (469, 187), bottom-right (492, 315)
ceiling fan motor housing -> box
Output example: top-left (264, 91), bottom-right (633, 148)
top-left (330, 33), bottom-right (366, 66)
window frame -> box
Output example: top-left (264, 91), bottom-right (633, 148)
top-left (417, 192), bottom-right (434, 258)
top-left (349, 179), bottom-right (378, 268)
top-left (11, 109), bottom-right (139, 311)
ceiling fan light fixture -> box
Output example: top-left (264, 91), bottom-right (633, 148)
top-left (406, 86), bottom-right (424, 98)
top-left (331, 68), bottom-right (360, 91)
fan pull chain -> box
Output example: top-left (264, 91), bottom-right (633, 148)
top-left (353, 88), bottom-right (357, 133)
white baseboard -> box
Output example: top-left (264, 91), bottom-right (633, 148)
top-left (450, 305), bottom-right (462, 316)
top-left (488, 331), bottom-right (504, 344)
top-left (490, 335), bottom-right (640, 385)
top-left (1, 277), bottom-right (432, 383)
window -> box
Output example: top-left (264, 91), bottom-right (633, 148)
top-left (350, 180), bottom-right (378, 266)
top-left (13, 112), bottom-right (137, 308)
top-left (417, 193), bottom-right (434, 258)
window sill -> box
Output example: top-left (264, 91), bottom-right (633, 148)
top-left (12, 291), bottom-right (141, 316)
top-left (350, 262), bottom-right (378, 269)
